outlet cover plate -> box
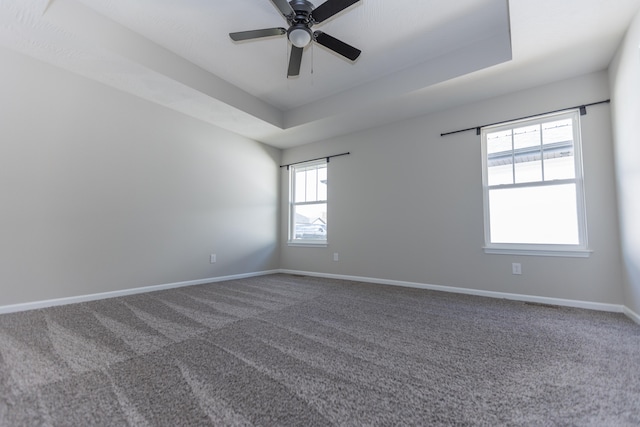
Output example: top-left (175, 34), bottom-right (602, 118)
top-left (512, 262), bottom-right (522, 275)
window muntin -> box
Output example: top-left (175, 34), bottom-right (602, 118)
top-left (481, 110), bottom-right (588, 255)
top-left (289, 160), bottom-right (327, 244)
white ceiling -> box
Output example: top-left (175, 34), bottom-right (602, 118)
top-left (1, 0), bottom-right (639, 148)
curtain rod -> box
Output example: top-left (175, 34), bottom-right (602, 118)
top-left (280, 152), bottom-right (350, 170)
top-left (440, 99), bottom-right (611, 137)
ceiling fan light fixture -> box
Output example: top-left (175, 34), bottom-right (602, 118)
top-left (288, 26), bottom-right (312, 48)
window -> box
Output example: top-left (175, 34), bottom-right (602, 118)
top-left (289, 159), bottom-right (327, 245)
top-left (481, 110), bottom-right (589, 257)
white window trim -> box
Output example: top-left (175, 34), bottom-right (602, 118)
top-left (287, 241), bottom-right (329, 248)
top-left (480, 109), bottom-right (590, 258)
top-left (482, 245), bottom-right (592, 258)
top-left (288, 159), bottom-right (328, 246)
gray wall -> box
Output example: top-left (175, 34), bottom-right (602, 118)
top-left (281, 71), bottom-right (624, 305)
top-left (1, 41), bottom-right (629, 310)
top-left (0, 47), bottom-right (281, 307)
top-left (610, 9), bottom-right (640, 315)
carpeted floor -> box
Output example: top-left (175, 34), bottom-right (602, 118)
top-left (0, 274), bottom-right (639, 426)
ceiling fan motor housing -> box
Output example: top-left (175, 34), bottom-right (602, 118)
top-left (287, 0), bottom-right (315, 47)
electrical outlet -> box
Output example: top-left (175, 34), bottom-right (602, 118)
top-left (210, 254), bottom-right (216, 264)
top-left (512, 262), bottom-right (522, 275)
top-left (333, 252), bottom-right (339, 262)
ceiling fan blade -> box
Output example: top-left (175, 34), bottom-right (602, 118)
top-left (270, 0), bottom-right (294, 19)
top-left (313, 31), bottom-right (361, 61)
top-left (229, 28), bottom-right (286, 42)
top-left (288, 46), bottom-right (304, 77)
top-left (311, 0), bottom-right (360, 23)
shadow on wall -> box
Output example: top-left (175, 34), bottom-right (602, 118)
top-left (227, 242), bottom-right (279, 275)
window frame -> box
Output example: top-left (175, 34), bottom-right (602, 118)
top-left (288, 159), bottom-right (328, 247)
top-left (480, 109), bottom-right (591, 257)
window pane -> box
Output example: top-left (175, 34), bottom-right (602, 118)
top-left (488, 163), bottom-right (513, 186)
top-left (515, 158), bottom-right (542, 183)
top-left (542, 118), bottom-right (572, 144)
top-left (544, 156), bottom-right (575, 181)
top-left (487, 130), bottom-right (513, 185)
top-left (513, 124), bottom-right (542, 184)
top-left (513, 124), bottom-right (540, 150)
top-left (293, 203), bottom-right (327, 240)
top-left (295, 170), bottom-right (306, 202)
top-left (488, 184), bottom-right (579, 245)
top-left (486, 130), bottom-right (512, 154)
top-left (305, 168), bottom-right (317, 201)
top-left (317, 166), bottom-right (327, 201)
top-left (543, 119), bottom-right (575, 181)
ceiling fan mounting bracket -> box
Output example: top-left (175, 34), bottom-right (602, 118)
top-left (288, 0), bottom-right (314, 26)
top-left (289, 0), bottom-right (314, 15)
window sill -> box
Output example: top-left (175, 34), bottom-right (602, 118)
top-left (288, 241), bottom-right (328, 248)
top-left (483, 246), bottom-right (592, 258)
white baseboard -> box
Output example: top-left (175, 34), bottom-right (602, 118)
top-left (2, 269), bottom-right (636, 323)
top-left (623, 306), bottom-right (640, 325)
top-left (279, 269), bottom-right (626, 314)
top-left (0, 270), bottom-right (279, 315)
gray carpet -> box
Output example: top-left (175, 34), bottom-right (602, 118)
top-left (0, 274), bottom-right (639, 426)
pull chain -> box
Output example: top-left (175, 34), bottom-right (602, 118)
top-left (285, 42), bottom-right (290, 79)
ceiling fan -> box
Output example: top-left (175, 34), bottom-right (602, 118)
top-left (229, 0), bottom-right (362, 77)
